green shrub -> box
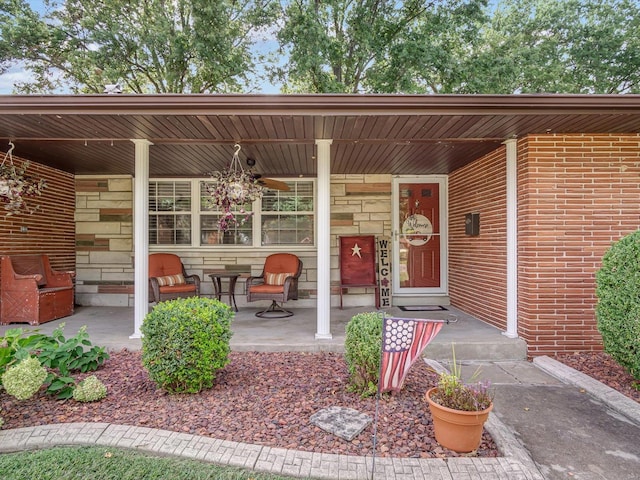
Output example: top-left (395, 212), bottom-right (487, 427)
top-left (73, 375), bottom-right (107, 402)
top-left (0, 328), bottom-right (50, 383)
top-left (2, 356), bottom-right (47, 400)
top-left (344, 311), bottom-right (383, 397)
top-left (141, 297), bottom-right (234, 394)
top-left (0, 325), bottom-right (109, 400)
top-left (595, 229), bottom-right (640, 380)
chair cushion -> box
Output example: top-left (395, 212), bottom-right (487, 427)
top-left (149, 253), bottom-right (185, 277)
top-left (265, 272), bottom-right (295, 285)
top-left (250, 284), bottom-right (285, 294)
top-left (159, 283), bottom-right (197, 294)
top-left (155, 273), bottom-right (186, 286)
top-left (263, 254), bottom-right (300, 274)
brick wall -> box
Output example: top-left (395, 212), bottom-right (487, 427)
top-left (450, 134), bottom-right (640, 357)
top-left (518, 134), bottom-right (640, 356)
top-left (449, 145), bottom-right (508, 330)
top-left (0, 154), bottom-right (76, 311)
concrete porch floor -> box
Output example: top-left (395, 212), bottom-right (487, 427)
top-left (0, 304), bottom-right (527, 361)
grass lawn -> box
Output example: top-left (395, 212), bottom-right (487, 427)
top-left (0, 446), bottom-right (304, 480)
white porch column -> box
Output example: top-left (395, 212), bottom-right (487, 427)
top-left (504, 139), bottom-right (518, 338)
top-left (131, 139), bottom-right (153, 339)
top-left (315, 139), bottom-right (333, 339)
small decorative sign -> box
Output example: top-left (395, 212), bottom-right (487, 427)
top-left (402, 214), bottom-right (433, 246)
top-left (377, 236), bottom-right (391, 308)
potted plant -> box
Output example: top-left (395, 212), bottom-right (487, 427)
top-left (425, 348), bottom-right (493, 453)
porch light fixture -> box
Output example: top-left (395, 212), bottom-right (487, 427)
top-left (204, 143), bottom-right (264, 231)
top-left (0, 142), bottom-right (47, 215)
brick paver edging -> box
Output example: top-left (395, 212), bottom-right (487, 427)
top-left (533, 356), bottom-right (640, 427)
top-left (0, 421), bottom-right (544, 480)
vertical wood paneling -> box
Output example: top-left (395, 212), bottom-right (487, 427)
top-left (0, 155), bottom-right (76, 309)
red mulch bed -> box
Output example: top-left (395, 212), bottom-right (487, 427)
top-left (0, 350), bottom-right (499, 458)
top-left (555, 351), bottom-right (640, 404)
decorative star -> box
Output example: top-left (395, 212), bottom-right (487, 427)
top-left (351, 243), bottom-right (362, 258)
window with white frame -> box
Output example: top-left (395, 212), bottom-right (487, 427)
top-left (260, 182), bottom-right (314, 246)
top-left (199, 180), bottom-right (254, 246)
top-left (149, 179), bottom-right (315, 247)
top-left (149, 181), bottom-right (192, 245)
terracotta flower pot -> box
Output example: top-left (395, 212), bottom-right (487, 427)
top-left (425, 387), bottom-right (493, 453)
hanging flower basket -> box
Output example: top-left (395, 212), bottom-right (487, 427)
top-left (204, 144), bottom-right (264, 231)
top-left (1, 143), bottom-right (47, 215)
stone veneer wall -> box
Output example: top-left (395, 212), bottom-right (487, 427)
top-left (75, 176), bottom-right (134, 306)
top-left (330, 174), bottom-right (392, 307)
top-left (74, 173), bottom-right (393, 308)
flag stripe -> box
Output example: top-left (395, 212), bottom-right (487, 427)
top-left (379, 317), bottom-right (444, 393)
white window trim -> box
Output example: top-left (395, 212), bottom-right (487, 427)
top-left (148, 177), bottom-right (317, 252)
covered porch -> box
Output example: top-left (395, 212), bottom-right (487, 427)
top-left (0, 305), bottom-right (526, 361)
top-left (3, 94), bottom-right (640, 357)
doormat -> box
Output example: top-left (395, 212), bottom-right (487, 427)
top-left (398, 305), bottom-right (447, 311)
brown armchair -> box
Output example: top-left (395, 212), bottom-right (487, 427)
top-left (246, 253), bottom-right (302, 318)
top-left (148, 253), bottom-right (200, 303)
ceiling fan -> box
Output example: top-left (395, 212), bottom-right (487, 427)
top-left (246, 157), bottom-right (291, 191)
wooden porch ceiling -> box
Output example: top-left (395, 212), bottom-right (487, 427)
top-left (1, 94), bottom-right (640, 177)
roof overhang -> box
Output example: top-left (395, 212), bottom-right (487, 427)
top-left (1, 94), bottom-right (639, 177)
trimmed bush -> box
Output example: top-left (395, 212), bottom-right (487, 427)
top-left (595, 229), bottom-right (640, 380)
top-left (2, 356), bottom-right (47, 400)
top-left (73, 375), bottom-right (107, 402)
top-left (344, 311), bottom-right (383, 397)
top-left (141, 297), bottom-right (233, 394)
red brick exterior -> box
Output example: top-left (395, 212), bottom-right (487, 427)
top-left (449, 134), bottom-right (640, 357)
top-left (449, 145), bottom-right (508, 330)
top-left (0, 155), bottom-right (76, 314)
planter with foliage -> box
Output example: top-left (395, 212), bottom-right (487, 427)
top-left (425, 351), bottom-right (493, 453)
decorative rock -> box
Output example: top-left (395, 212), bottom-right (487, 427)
top-left (309, 406), bottom-right (373, 441)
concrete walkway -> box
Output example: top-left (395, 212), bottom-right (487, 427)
top-left (1, 356), bottom-right (639, 479)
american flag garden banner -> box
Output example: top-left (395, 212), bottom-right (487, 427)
top-left (370, 315), bottom-right (448, 478)
top-left (378, 316), bottom-right (446, 393)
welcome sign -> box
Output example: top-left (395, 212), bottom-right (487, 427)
top-left (377, 236), bottom-right (391, 308)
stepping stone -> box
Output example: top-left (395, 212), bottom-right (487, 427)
top-left (310, 406), bottom-right (373, 441)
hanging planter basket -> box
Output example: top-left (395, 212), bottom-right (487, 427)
top-left (0, 142), bottom-right (47, 215)
top-left (204, 144), bottom-right (264, 231)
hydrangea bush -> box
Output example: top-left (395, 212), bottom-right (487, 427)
top-left (72, 375), bottom-right (107, 402)
top-left (2, 356), bottom-right (47, 400)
